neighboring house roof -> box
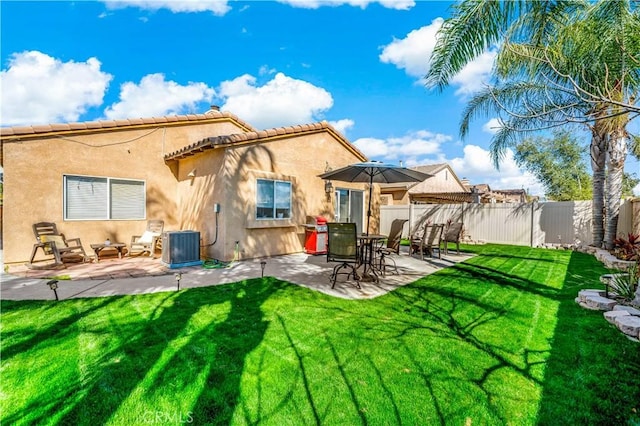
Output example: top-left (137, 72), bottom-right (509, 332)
top-left (465, 183), bottom-right (492, 193)
top-left (379, 163), bottom-right (467, 192)
top-left (411, 192), bottom-right (475, 204)
top-left (411, 163), bottom-right (449, 175)
top-left (494, 189), bottom-right (526, 196)
top-left (164, 121), bottom-right (365, 162)
top-left (0, 109), bottom-right (256, 139)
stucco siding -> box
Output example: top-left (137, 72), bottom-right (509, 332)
top-left (2, 120), bottom-right (245, 264)
top-left (197, 132), bottom-right (365, 261)
top-left (2, 116), bottom-right (368, 264)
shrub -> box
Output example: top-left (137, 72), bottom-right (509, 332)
top-left (612, 233), bottom-right (640, 261)
top-left (610, 264), bottom-right (639, 303)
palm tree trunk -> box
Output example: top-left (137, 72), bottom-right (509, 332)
top-left (604, 128), bottom-right (628, 250)
top-left (590, 128), bottom-right (607, 248)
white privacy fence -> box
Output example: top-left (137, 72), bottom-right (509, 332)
top-left (380, 199), bottom-right (636, 247)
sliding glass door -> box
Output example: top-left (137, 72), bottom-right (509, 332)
top-left (335, 188), bottom-right (364, 234)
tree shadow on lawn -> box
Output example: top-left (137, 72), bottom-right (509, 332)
top-left (535, 250), bottom-right (640, 425)
top-left (1, 298), bottom-right (115, 360)
top-left (2, 277), bottom-right (282, 426)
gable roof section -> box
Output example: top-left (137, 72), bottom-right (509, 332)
top-left (163, 121), bottom-right (367, 162)
top-left (0, 109), bottom-right (256, 140)
top-left (411, 163), bottom-right (448, 175)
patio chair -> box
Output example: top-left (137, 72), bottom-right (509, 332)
top-left (377, 219), bottom-right (408, 275)
top-left (424, 223), bottom-right (445, 259)
top-left (409, 221), bottom-right (429, 257)
top-left (130, 220), bottom-right (164, 257)
top-left (412, 223), bottom-right (445, 260)
top-left (443, 222), bottom-right (464, 254)
top-left (327, 222), bottom-right (361, 289)
top-left (29, 222), bottom-right (90, 266)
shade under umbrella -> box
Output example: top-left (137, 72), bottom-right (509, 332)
top-left (319, 161), bottom-right (432, 234)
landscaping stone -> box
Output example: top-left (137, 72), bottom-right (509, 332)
top-left (577, 289), bottom-right (604, 303)
top-left (614, 315), bottom-right (640, 338)
top-left (604, 310), bottom-right (630, 324)
top-left (584, 295), bottom-right (617, 311)
top-left (613, 305), bottom-right (640, 316)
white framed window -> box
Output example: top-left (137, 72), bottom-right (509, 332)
top-left (64, 175), bottom-right (146, 220)
top-left (256, 179), bottom-right (291, 220)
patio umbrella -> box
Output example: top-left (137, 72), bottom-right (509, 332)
top-left (319, 161), bottom-right (432, 235)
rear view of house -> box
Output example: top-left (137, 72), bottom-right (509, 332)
top-left (1, 108), bottom-right (370, 265)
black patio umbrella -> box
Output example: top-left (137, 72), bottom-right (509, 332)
top-left (319, 161), bottom-right (432, 235)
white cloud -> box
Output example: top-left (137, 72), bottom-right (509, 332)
top-left (103, 1), bottom-right (231, 15)
top-left (633, 182), bottom-right (640, 196)
top-left (103, 0), bottom-right (413, 14)
top-left (353, 129), bottom-right (450, 164)
top-left (104, 73), bottom-right (215, 119)
top-left (450, 144), bottom-right (544, 195)
top-left (217, 72), bottom-right (333, 129)
top-left (353, 137), bottom-right (390, 157)
top-left (380, 21), bottom-right (497, 96)
top-left (379, 19), bottom-right (443, 79)
top-left (0, 51), bottom-right (112, 126)
top-left (277, 0), bottom-right (414, 10)
top-left (451, 50), bottom-right (496, 96)
top-left (328, 119), bottom-right (355, 135)
top-left (482, 118), bottom-right (503, 135)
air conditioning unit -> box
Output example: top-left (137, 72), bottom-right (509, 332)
top-left (162, 231), bottom-right (203, 268)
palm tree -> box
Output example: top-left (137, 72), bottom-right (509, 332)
top-left (427, 0), bottom-right (639, 249)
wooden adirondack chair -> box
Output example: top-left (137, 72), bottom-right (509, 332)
top-left (29, 222), bottom-right (90, 266)
top-left (130, 220), bottom-right (164, 257)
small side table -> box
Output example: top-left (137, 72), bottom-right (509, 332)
top-left (90, 243), bottom-right (126, 262)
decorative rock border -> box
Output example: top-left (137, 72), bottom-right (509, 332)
top-left (575, 245), bottom-right (637, 271)
top-left (576, 289), bottom-right (640, 342)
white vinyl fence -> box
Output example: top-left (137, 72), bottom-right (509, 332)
top-left (380, 199), bottom-right (635, 247)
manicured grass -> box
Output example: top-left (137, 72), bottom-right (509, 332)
top-left (2, 245), bottom-right (639, 425)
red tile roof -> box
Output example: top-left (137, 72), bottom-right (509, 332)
top-left (0, 109), bottom-right (256, 138)
top-left (163, 120), bottom-right (366, 161)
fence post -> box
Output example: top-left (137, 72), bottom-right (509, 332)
top-left (409, 202), bottom-right (414, 235)
top-left (530, 202), bottom-right (535, 247)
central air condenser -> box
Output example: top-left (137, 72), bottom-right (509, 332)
top-left (162, 231), bottom-right (203, 268)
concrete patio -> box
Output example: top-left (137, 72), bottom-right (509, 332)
top-left (1, 247), bottom-right (474, 301)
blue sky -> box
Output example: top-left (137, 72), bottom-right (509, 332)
top-left (1, 0), bottom-right (638, 196)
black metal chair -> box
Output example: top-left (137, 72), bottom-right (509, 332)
top-left (327, 222), bottom-right (361, 289)
top-left (377, 218), bottom-right (408, 275)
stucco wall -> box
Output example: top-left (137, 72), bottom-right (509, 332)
top-left (174, 131), bottom-right (368, 261)
top-left (2, 119), bottom-right (248, 264)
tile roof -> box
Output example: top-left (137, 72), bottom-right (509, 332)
top-left (0, 109), bottom-right (256, 139)
top-left (163, 121), bottom-right (366, 161)
top-left (411, 163), bottom-right (448, 175)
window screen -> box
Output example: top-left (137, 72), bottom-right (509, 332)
top-left (64, 175), bottom-right (145, 220)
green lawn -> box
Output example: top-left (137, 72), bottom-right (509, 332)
top-left (2, 245), bottom-right (639, 425)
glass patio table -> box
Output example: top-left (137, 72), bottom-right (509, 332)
top-left (357, 234), bottom-right (387, 283)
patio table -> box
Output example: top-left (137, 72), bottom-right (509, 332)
top-left (358, 234), bottom-right (386, 283)
top-left (90, 242), bottom-right (126, 262)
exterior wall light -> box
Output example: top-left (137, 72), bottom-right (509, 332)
top-left (325, 180), bottom-right (334, 194)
